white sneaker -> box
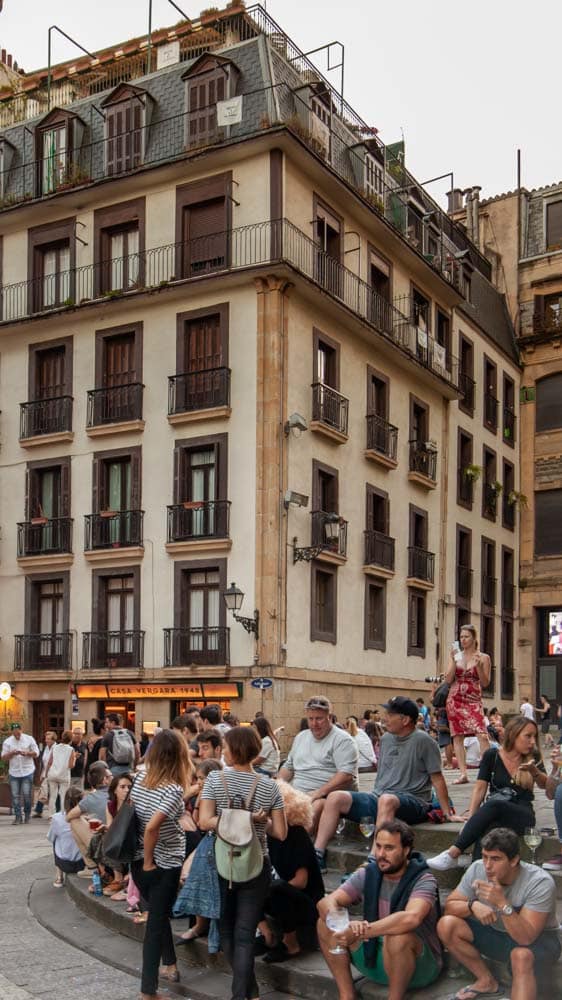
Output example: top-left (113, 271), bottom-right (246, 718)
top-left (427, 850), bottom-right (459, 871)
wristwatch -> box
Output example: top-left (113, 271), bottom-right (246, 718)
top-left (501, 904), bottom-right (513, 916)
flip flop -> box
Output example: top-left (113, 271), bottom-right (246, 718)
top-left (450, 986), bottom-right (503, 1000)
top-left (453, 776), bottom-right (469, 784)
top-left (133, 911), bottom-right (149, 923)
top-left (180, 928), bottom-right (202, 941)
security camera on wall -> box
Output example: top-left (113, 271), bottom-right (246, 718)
top-left (284, 490), bottom-right (309, 509)
top-left (284, 412), bottom-right (308, 435)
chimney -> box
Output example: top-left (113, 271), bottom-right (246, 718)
top-left (446, 188), bottom-right (464, 214)
top-left (471, 186), bottom-right (482, 248)
top-left (464, 188), bottom-right (474, 239)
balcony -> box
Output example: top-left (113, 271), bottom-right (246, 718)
top-left (364, 530), bottom-right (395, 575)
top-left (168, 367), bottom-right (231, 421)
top-left (482, 574), bottom-right (497, 607)
top-left (483, 483), bottom-right (499, 519)
top-left (365, 414), bottom-right (398, 467)
top-left (503, 406), bottom-right (516, 445)
top-left (84, 510), bottom-right (144, 551)
top-left (311, 383), bottom-right (349, 441)
top-left (0, 221), bottom-right (461, 395)
top-left (82, 630), bottom-right (145, 671)
top-left (17, 517), bottom-right (73, 559)
top-left (407, 546), bottom-right (435, 586)
top-left (86, 383), bottom-right (144, 431)
top-left (163, 627), bottom-right (230, 668)
top-left (408, 441), bottom-right (437, 486)
top-left (484, 392), bottom-right (498, 431)
top-left (167, 501), bottom-right (231, 546)
top-left (457, 564), bottom-right (473, 600)
top-left (458, 469), bottom-right (474, 507)
top-left (502, 581), bottom-right (515, 613)
top-left (14, 632), bottom-right (72, 672)
top-left (19, 396), bottom-right (73, 442)
top-left (311, 509), bottom-right (348, 561)
top-left (459, 371), bottom-right (475, 412)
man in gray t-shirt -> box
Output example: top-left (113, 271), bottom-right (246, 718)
top-left (278, 695), bottom-right (358, 831)
top-left (438, 826), bottom-right (560, 1000)
top-left (313, 697), bottom-right (452, 871)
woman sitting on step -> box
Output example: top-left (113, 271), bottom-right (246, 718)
top-left (428, 716), bottom-right (547, 871)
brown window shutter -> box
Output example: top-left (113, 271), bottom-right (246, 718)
top-left (92, 455), bottom-right (101, 513)
top-left (173, 445), bottom-right (183, 504)
top-left (60, 460), bottom-right (71, 517)
top-left (130, 451), bottom-right (142, 511)
top-left (132, 101), bottom-right (143, 166)
top-left (184, 197), bottom-right (227, 274)
top-left (106, 108), bottom-right (116, 176)
top-left (546, 202), bottom-right (562, 249)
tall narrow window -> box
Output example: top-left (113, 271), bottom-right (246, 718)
top-left (457, 429), bottom-right (474, 508)
top-left (536, 373), bottom-right (562, 432)
top-left (407, 589), bottom-right (426, 657)
top-left (182, 569), bottom-right (220, 656)
top-left (364, 579), bottom-right (386, 650)
top-left (94, 198), bottom-right (145, 296)
top-left (311, 563), bottom-right (337, 643)
top-left (368, 249), bottom-right (391, 330)
top-left (546, 201), bottom-right (562, 251)
top-left (183, 55), bottom-right (238, 149)
top-left (482, 538), bottom-right (496, 608)
top-left (102, 86), bottom-right (147, 177)
top-left (459, 334), bottom-right (475, 415)
top-left (483, 357), bottom-right (498, 432)
top-left (456, 526), bottom-right (472, 605)
top-left (314, 199), bottom-right (342, 297)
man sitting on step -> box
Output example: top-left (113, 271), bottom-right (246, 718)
top-left (313, 696), bottom-right (453, 872)
top-left (438, 826), bottom-right (561, 1000)
top-left (317, 820), bottom-right (443, 1000)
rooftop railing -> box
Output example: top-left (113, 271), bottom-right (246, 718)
top-left (0, 219), bottom-right (460, 391)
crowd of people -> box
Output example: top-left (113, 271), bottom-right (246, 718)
top-left (3, 628), bottom-right (562, 1000)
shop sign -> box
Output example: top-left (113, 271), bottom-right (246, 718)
top-left (107, 683), bottom-right (204, 699)
top-left (250, 677), bottom-right (273, 690)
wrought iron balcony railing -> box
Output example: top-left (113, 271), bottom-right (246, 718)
top-left (482, 574), bottom-right (497, 606)
top-left (408, 546), bottom-right (435, 583)
top-left (168, 367), bottom-right (231, 415)
top-left (167, 501), bottom-right (230, 542)
top-left (311, 382), bottom-right (349, 435)
top-left (458, 469), bottom-right (474, 506)
top-left (86, 383), bottom-right (144, 427)
top-left (82, 630), bottom-right (145, 670)
top-left (457, 564), bottom-right (473, 600)
top-left (366, 413), bottom-right (398, 460)
top-left (19, 396), bottom-right (73, 439)
top-left (484, 392), bottom-right (498, 429)
top-left (364, 530), bottom-right (395, 572)
top-left (14, 632), bottom-right (72, 671)
top-left (409, 441), bottom-right (438, 481)
top-left (163, 627), bottom-right (230, 667)
top-left (0, 220), bottom-right (460, 392)
top-left (459, 371), bottom-right (475, 411)
top-left (503, 406), bottom-right (516, 444)
top-left (17, 517), bottom-right (73, 557)
top-left (84, 510), bottom-right (144, 550)
top-left (311, 510), bottom-right (348, 558)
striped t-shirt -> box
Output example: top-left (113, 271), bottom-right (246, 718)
top-left (130, 777), bottom-right (186, 869)
top-left (201, 769), bottom-right (284, 855)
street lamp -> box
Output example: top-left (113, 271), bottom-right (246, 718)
top-left (223, 582), bottom-right (259, 640)
top-left (293, 511), bottom-right (341, 562)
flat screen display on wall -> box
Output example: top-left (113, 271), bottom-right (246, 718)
top-left (547, 610), bottom-right (562, 655)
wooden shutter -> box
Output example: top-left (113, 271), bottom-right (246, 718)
top-left (187, 71), bottom-right (225, 147)
top-left (173, 445), bottom-right (183, 504)
top-left (130, 450), bottom-right (142, 511)
top-left (36, 347), bottom-right (65, 399)
top-left (106, 107), bottom-right (118, 176)
top-left (60, 460), bottom-right (71, 517)
top-left (92, 455), bottom-right (104, 513)
top-left (103, 333), bottom-right (135, 387)
top-left (185, 314), bottom-right (222, 372)
top-left (184, 198), bottom-right (227, 275)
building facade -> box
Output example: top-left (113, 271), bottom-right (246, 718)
top-left (0, 5), bottom-right (520, 740)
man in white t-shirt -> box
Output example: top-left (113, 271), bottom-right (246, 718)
top-left (1, 723), bottom-right (39, 825)
top-left (278, 695), bottom-right (358, 831)
top-left (520, 698), bottom-right (535, 721)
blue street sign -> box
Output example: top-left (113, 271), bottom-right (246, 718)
top-left (250, 677), bottom-right (273, 690)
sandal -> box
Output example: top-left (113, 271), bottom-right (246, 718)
top-left (159, 967), bottom-right (180, 982)
top-left (53, 879), bottom-right (64, 888)
top-left (180, 928), bottom-right (202, 942)
top-left (133, 911), bottom-right (149, 923)
top-left (452, 776), bottom-right (469, 784)
top-left (110, 890), bottom-right (128, 901)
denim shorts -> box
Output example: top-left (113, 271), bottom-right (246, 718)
top-left (347, 791), bottom-right (430, 826)
top-left (466, 918), bottom-right (561, 968)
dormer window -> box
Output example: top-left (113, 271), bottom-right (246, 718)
top-left (0, 138), bottom-right (15, 199)
top-left (35, 109), bottom-right (85, 196)
top-left (101, 84), bottom-right (152, 177)
top-left (182, 54), bottom-right (239, 149)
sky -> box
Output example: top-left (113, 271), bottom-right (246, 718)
top-left (1, 0), bottom-right (560, 208)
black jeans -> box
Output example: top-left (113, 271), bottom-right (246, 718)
top-left (219, 859), bottom-right (271, 1000)
top-left (265, 880), bottom-right (318, 936)
top-left (132, 860), bottom-right (181, 995)
top-left (454, 799), bottom-right (534, 859)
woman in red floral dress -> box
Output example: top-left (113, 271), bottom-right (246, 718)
top-left (445, 624), bottom-right (491, 784)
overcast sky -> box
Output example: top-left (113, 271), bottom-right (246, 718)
top-left (1, 0), bottom-right (560, 207)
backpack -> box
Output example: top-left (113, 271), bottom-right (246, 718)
top-left (111, 728), bottom-right (135, 765)
top-left (214, 772), bottom-right (264, 887)
top-left (431, 681), bottom-right (450, 709)
top-left (47, 743), bottom-right (72, 781)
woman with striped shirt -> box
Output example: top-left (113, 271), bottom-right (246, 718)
top-left (130, 729), bottom-right (192, 1000)
top-left (200, 726), bottom-right (287, 1000)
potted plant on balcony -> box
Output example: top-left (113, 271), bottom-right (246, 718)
top-left (491, 480), bottom-right (503, 496)
top-left (508, 490), bottom-right (528, 509)
top-left (182, 500), bottom-right (205, 510)
top-left (100, 509), bottom-right (118, 518)
top-left (30, 505), bottom-right (48, 526)
top-left (463, 463), bottom-right (482, 482)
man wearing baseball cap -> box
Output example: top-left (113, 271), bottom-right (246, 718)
top-left (313, 696), bottom-right (453, 872)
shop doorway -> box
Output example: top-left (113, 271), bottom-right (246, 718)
top-left (98, 700), bottom-right (136, 732)
top-left (32, 701), bottom-right (65, 744)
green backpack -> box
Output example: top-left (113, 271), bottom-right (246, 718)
top-left (214, 772), bottom-right (264, 887)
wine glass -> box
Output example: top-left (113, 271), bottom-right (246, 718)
top-left (359, 815), bottom-right (375, 856)
top-left (326, 906), bottom-right (350, 954)
top-left (524, 826), bottom-right (542, 866)
top-left (335, 818), bottom-right (346, 845)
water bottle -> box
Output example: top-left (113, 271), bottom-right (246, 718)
top-left (452, 640), bottom-right (463, 665)
top-left (91, 870), bottom-right (103, 897)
